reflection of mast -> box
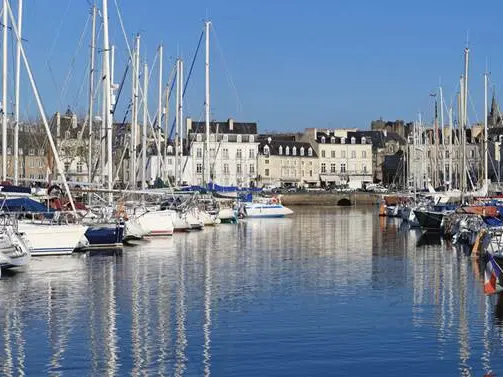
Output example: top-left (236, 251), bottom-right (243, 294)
top-left (131, 253), bottom-right (142, 377)
top-left (12, 299), bottom-right (25, 377)
top-left (157, 254), bottom-right (171, 376)
top-left (3, 310), bottom-right (13, 377)
top-left (458, 258), bottom-right (471, 375)
top-left (175, 247), bottom-right (187, 377)
top-left (105, 262), bottom-right (118, 377)
top-left (203, 243), bottom-right (212, 377)
top-left (482, 296), bottom-right (491, 374)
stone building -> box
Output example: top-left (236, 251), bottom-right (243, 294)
top-left (256, 135), bottom-right (318, 188)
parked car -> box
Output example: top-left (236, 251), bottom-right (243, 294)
top-left (366, 184), bottom-right (387, 193)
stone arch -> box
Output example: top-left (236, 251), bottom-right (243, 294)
top-left (337, 198), bottom-right (352, 206)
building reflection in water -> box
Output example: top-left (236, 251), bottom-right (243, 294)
top-left (4, 208), bottom-right (503, 375)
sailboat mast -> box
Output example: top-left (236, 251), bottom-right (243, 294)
top-left (130, 35), bottom-right (140, 188)
top-left (87, 5), bottom-right (97, 185)
top-left (142, 63), bottom-right (148, 190)
top-left (484, 69), bottom-right (489, 186)
top-left (2, 0), bottom-right (8, 181)
top-left (204, 20), bottom-right (211, 186)
top-left (179, 59), bottom-right (184, 185)
top-left (462, 47), bottom-right (469, 198)
top-left (175, 59), bottom-right (180, 185)
top-left (448, 106), bottom-right (453, 190)
top-left (13, 0), bottom-right (22, 185)
top-left (157, 44), bottom-right (163, 180)
top-left (102, 0), bottom-right (113, 205)
top-left (439, 85), bottom-right (445, 186)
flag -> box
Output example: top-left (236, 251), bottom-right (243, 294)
top-left (484, 253), bottom-right (503, 295)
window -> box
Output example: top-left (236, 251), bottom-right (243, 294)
top-left (265, 159), bottom-right (269, 164)
top-left (341, 150), bottom-right (346, 159)
top-left (29, 148), bottom-right (35, 156)
top-left (29, 159), bottom-right (34, 168)
top-left (236, 149), bottom-right (242, 159)
top-left (249, 135), bottom-right (255, 143)
top-left (249, 149), bottom-right (255, 159)
top-left (341, 163), bottom-right (346, 173)
top-left (210, 148), bottom-right (215, 158)
top-left (285, 146), bottom-right (290, 156)
top-left (222, 148), bottom-right (229, 159)
top-left (223, 163), bottom-right (229, 175)
top-left (321, 150), bottom-right (326, 158)
top-left (341, 137), bottom-right (346, 144)
top-left (321, 163), bottom-right (326, 173)
top-left (196, 134), bottom-right (202, 142)
top-left (223, 134), bottom-right (229, 142)
top-left (308, 148), bottom-right (313, 157)
top-left (209, 134), bottom-right (216, 142)
top-left (278, 146), bottom-right (283, 155)
top-left (470, 150), bottom-right (475, 158)
top-left (300, 147), bottom-right (305, 156)
top-left (196, 148), bottom-right (203, 158)
top-left (237, 135), bottom-right (242, 143)
top-left (389, 145), bottom-right (395, 153)
top-left (7, 147), bottom-right (11, 155)
top-left (331, 150), bottom-right (335, 158)
top-left (64, 162), bottom-right (70, 171)
top-left (330, 163), bottom-right (336, 173)
top-left (351, 150), bottom-right (356, 159)
top-left (19, 148), bottom-right (23, 155)
top-left (330, 136), bottom-right (335, 143)
top-left (292, 146), bottom-right (297, 155)
top-left (38, 149), bottom-right (44, 156)
top-left (445, 150), bottom-right (450, 158)
top-left (249, 164), bottom-right (255, 174)
top-left (167, 145), bottom-right (173, 154)
top-left (309, 170), bottom-right (313, 177)
top-left (236, 163), bottom-right (242, 174)
top-left (363, 165), bottom-right (367, 173)
top-left (362, 150), bottom-right (367, 158)
top-left (168, 158), bottom-right (173, 165)
top-left (264, 145), bottom-right (270, 155)
top-left (196, 163), bottom-right (203, 174)
top-left (351, 137), bottom-right (356, 144)
top-left (265, 168), bottom-right (270, 176)
top-left (362, 137), bottom-right (366, 144)
top-left (427, 150), bottom-right (431, 158)
top-left (321, 136), bottom-right (326, 144)
top-left (76, 162), bottom-right (83, 173)
top-left (38, 159), bottom-right (43, 168)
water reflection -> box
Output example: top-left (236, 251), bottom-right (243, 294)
top-left (2, 208), bottom-right (503, 375)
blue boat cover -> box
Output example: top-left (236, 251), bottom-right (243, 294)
top-left (484, 217), bottom-right (503, 227)
top-left (2, 198), bottom-right (54, 214)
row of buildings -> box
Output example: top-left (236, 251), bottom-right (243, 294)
top-left (5, 107), bottom-right (502, 190)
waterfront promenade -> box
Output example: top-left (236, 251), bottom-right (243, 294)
top-left (280, 191), bottom-right (383, 206)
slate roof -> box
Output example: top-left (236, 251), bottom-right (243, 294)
top-left (189, 120), bottom-right (257, 135)
top-left (314, 130), bottom-right (372, 145)
top-left (258, 138), bottom-right (317, 158)
top-left (346, 130), bottom-right (405, 148)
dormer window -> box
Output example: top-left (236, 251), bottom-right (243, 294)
top-left (300, 147), bottom-right (305, 156)
top-left (292, 146), bottom-right (297, 156)
top-left (278, 145), bottom-right (283, 155)
top-left (330, 136), bottom-right (335, 144)
top-left (285, 146), bottom-right (290, 155)
top-left (351, 137), bottom-right (356, 144)
top-left (223, 134), bottom-right (229, 142)
top-left (341, 137), bottom-right (346, 144)
top-left (196, 134), bottom-right (202, 142)
top-left (361, 136), bottom-right (366, 144)
top-left (209, 134), bottom-right (216, 142)
top-left (264, 145), bottom-right (270, 155)
top-left (267, 137), bottom-right (272, 144)
top-left (249, 135), bottom-right (254, 143)
top-left (321, 136), bottom-right (326, 144)
top-left (167, 145), bottom-right (173, 154)
top-left (308, 147), bottom-right (313, 157)
top-left (237, 135), bottom-right (242, 143)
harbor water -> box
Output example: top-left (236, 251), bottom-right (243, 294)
top-left (0, 206), bottom-right (502, 376)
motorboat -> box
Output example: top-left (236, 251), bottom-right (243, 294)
top-left (240, 197), bottom-right (294, 218)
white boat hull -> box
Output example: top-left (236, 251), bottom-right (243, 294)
top-left (136, 210), bottom-right (174, 236)
top-left (244, 203), bottom-right (294, 218)
top-left (18, 222), bottom-right (88, 256)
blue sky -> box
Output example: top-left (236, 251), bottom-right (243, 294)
top-left (12, 0), bottom-right (503, 132)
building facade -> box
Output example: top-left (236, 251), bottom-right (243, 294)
top-left (185, 118), bottom-right (259, 187)
top-left (257, 136), bottom-right (318, 188)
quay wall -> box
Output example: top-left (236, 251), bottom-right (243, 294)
top-left (280, 192), bottom-right (383, 206)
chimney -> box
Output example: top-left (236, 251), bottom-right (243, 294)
top-left (383, 129), bottom-right (387, 137)
top-left (229, 118), bottom-right (234, 131)
top-left (71, 113), bottom-right (78, 128)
